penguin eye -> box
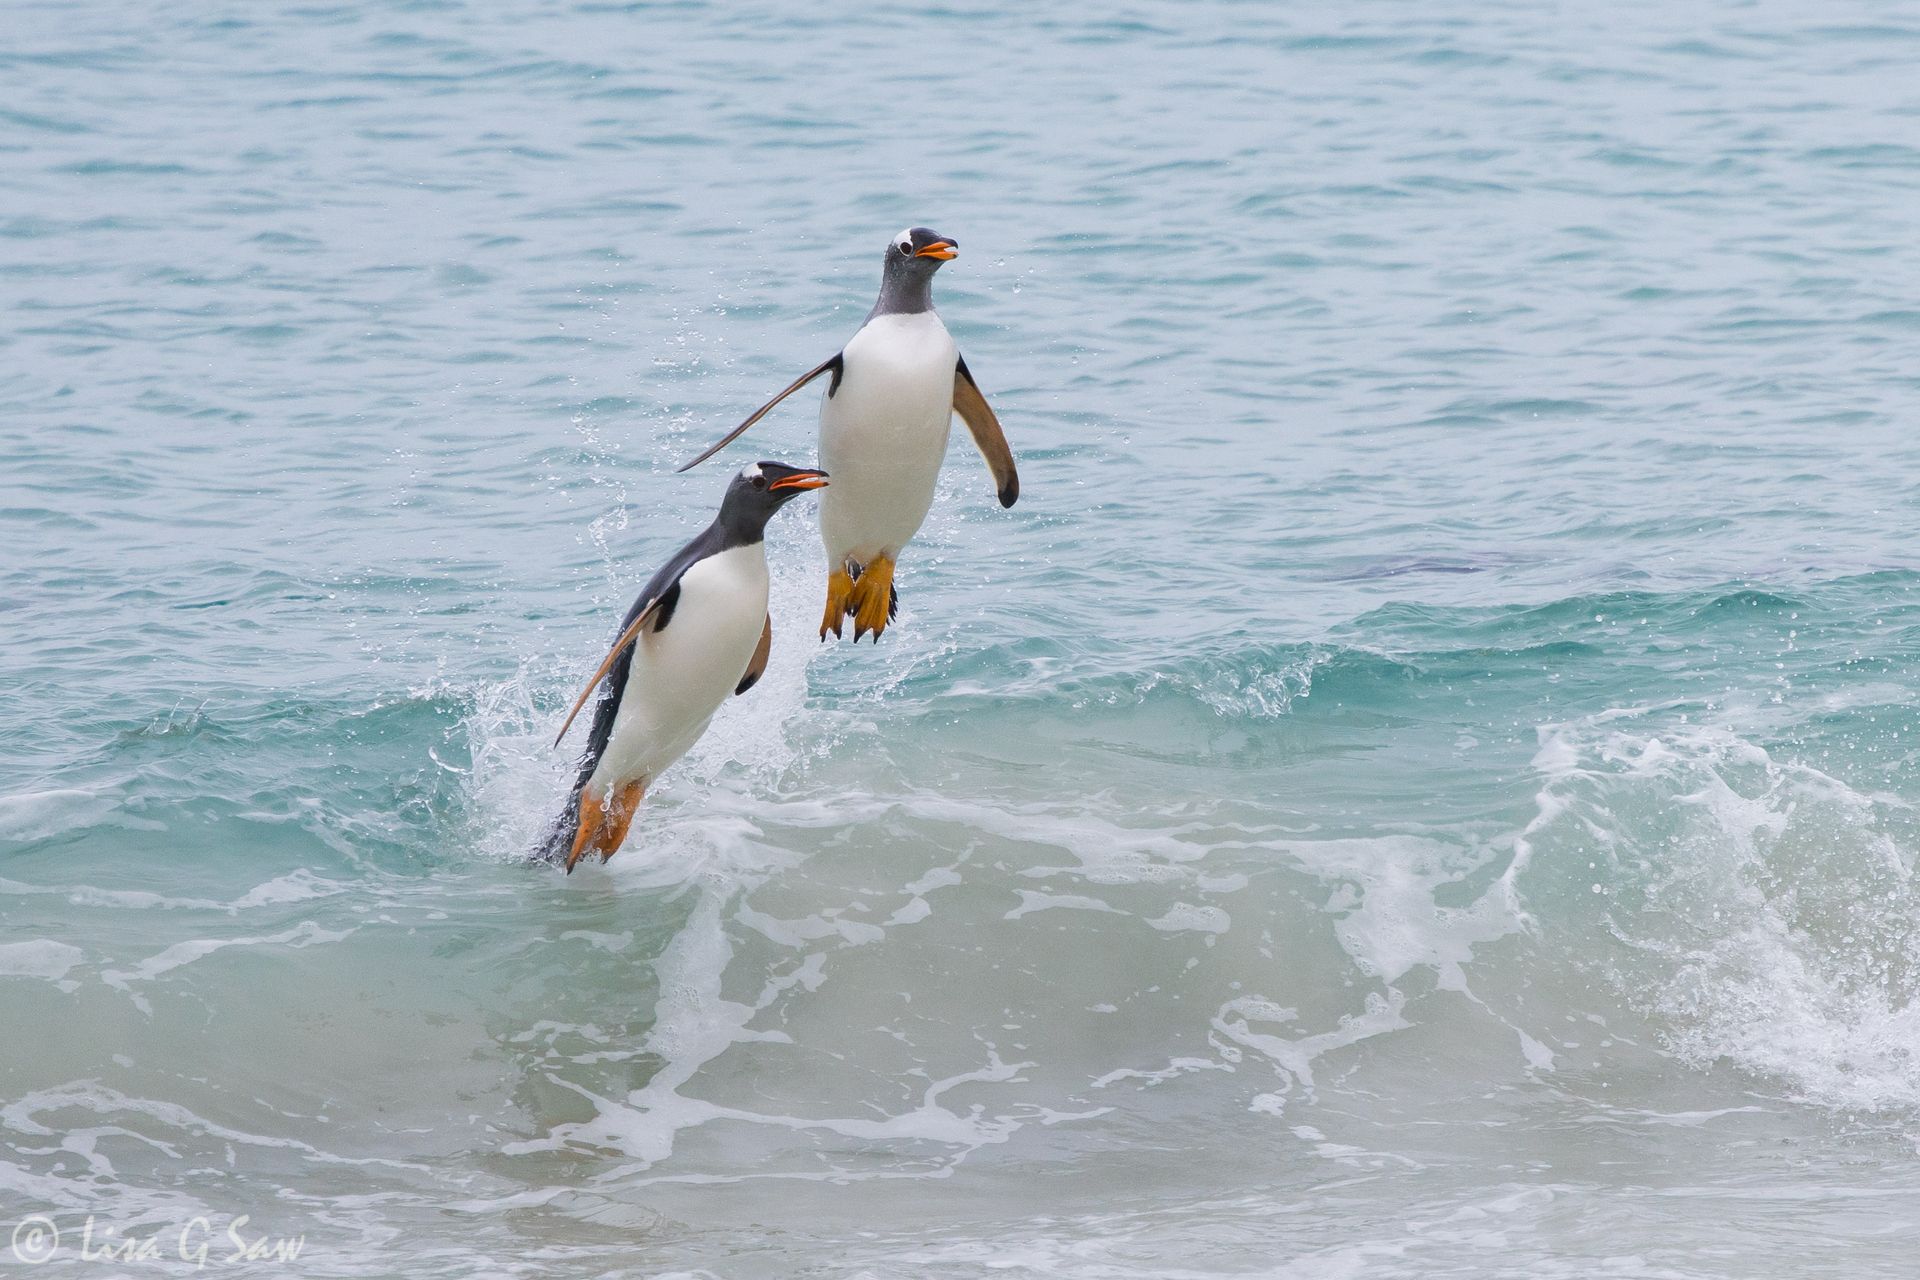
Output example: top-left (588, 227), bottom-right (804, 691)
top-left (751, 474), bottom-right (767, 489)
top-left (897, 241), bottom-right (912, 256)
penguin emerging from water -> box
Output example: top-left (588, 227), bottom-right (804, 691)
top-left (539, 461), bottom-right (828, 871)
top-left (677, 227), bottom-right (1019, 642)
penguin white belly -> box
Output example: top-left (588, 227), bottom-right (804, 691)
top-left (587, 545), bottom-right (768, 795)
top-left (818, 312), bottom-right (958, 566)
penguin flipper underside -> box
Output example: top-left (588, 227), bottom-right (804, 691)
top-left (677, 353), bottom-right (845, 472)
top-left (735, 614), bottom-right (772, 695)
top-left (953, 355), bottom-right (1019, 508)
top-left (552, 580), bottom-right (680, 748)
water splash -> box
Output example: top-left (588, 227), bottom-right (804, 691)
top-left (1523, 708), bottom-right (1920, 1112)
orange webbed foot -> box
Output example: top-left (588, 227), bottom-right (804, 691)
top-left (566, 779), bottom-right (647, 872)
top-left (819, 568), bottom-right (855, 640)
top-left (847, 556), bottom-right (896, 642)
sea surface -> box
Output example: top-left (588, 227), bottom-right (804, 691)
top-left (6, 0), bottom-right (1920, 1275)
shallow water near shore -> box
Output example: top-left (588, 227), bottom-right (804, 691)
top-left (7, 0), bottom-right (1920, 1275)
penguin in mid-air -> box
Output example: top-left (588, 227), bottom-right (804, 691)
top-left (540, 461), bottom-right (828, 871)
top-left (677, 227), bottom-right (1019, 642)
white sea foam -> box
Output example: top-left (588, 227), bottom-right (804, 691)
top-left (100, 922), bottom-right (355, 1014)
top-left (1007, 890), bottom-right (1128, 920)
top-left (1522, 706), bottom-right (1920, 1112)
top-left (0, 787), bottom-right (164, 841)
top-left (0, 868), bottom-right (350, 914)
top-left (1144, 902), bottom-right (1230, 935)
top-left (0, 940), bottom-right (84, 984)
top-left (1211, 988), bottom-right (1410, 1110)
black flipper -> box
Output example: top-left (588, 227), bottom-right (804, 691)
top-left (675, 353), bottom-right (844, 472)
top-left (649, 579), bottom-right (680, 633)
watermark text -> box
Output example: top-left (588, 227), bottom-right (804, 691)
top-left (11, 1215), bottom-right (305, 1268)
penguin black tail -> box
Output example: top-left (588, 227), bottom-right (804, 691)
top-left (531, 788), bottom-right (583, 870)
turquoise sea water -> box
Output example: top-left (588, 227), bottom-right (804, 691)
top-left (7, 0), bottom-right (1920, 1274)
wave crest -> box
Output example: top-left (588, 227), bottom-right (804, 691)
top-left (1520, 709), bottom-right (1920, 1112)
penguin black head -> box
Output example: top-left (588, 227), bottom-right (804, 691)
top-left (716, 461), bottom-right (828, 544)
top-left (890, 226), bottom-right (958, 265)
top-left (872, 226), bottom-right (957, 317)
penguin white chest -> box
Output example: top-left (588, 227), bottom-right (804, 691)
top-left (590, 544), bottom-right (768, 793)
top-left (818, 311), bottom-right (958, 563)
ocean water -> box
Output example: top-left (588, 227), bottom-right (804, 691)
top-left (6, 0), bottom-right (1920, 1273)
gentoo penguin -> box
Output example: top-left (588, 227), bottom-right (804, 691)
top-left (539, 461), bottom-right (828, 871)
top-left (677, 227), bottom-right (1018, 642)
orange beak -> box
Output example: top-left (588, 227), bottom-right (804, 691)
top-left (915, 240), bottom-right (957, 261)
top-left (769, 469), bottom-right (829, 492)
